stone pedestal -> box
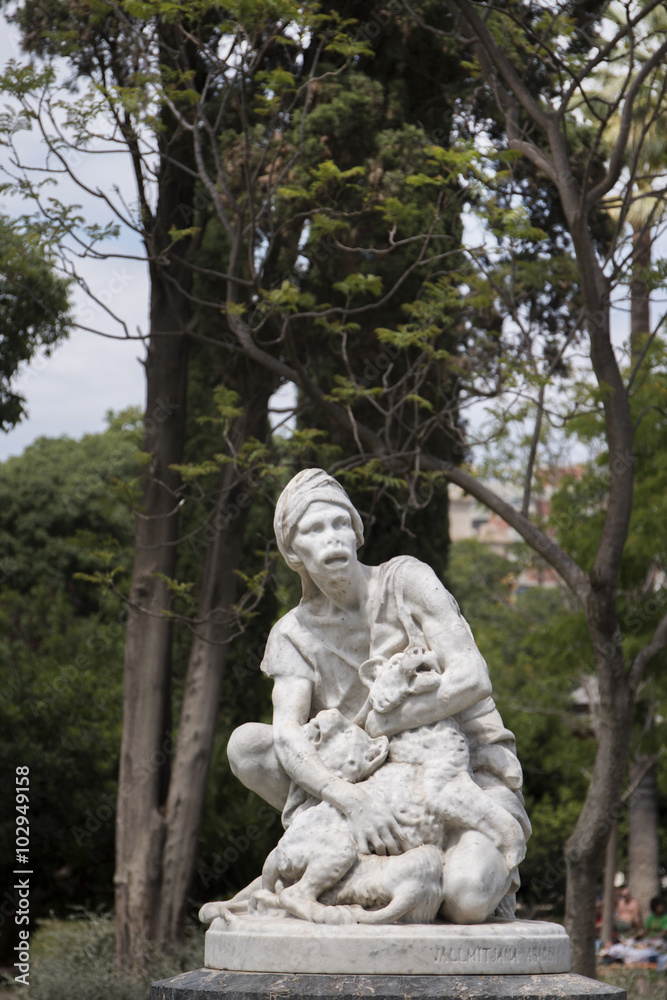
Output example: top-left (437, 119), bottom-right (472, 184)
top-left (203, 917), bottom-right (570, 976)
top-left (150, 970), bottom-right (626, 1000)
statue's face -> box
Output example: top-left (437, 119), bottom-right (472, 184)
top-left (290, 500), bottom-right (357, 580)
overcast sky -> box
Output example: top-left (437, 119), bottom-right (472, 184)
top-left (0, 19), bottom-right (147, 462)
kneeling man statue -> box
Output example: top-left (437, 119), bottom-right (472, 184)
top-left (200, 468), bottom-right (531, 930)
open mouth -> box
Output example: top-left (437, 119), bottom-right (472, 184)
top-left (324, 553), bottom-right (348, 566)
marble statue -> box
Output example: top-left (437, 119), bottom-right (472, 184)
top-left (200, 468), bottom-right (531, 931)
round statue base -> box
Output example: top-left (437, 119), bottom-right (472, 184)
top-left (151, 970), bottom-right (625, 1000)
top-left (203, 916), bottom-right (569, 975)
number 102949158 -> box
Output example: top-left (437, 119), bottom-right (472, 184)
top-left (15, 767), bottom-right (30, 863)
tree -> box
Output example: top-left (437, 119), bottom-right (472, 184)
top-left (0, 213), bottom-right (71, 429)
top-left (1, 0), bottom-right (468, 971)
top-left (384, 1), bottom-right (667, 974)
top-left (184, 0), bottom-right (667, 975)
top-left (0, 408), bottom-right (141, 602)
top-left (588, 4), bottom-right (667, 921)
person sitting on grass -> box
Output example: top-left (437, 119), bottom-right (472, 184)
top-left (614, 887), bottom-right (642, 937)
top-left (644, 896), bottom-right (667, 939)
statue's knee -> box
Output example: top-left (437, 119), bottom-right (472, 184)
top-left (441, 873), bottom-right (493, 924)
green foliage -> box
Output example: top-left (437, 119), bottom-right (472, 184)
top-left (0, 408), bottom-right (142, 607)
top-left (550, 340), bottom-right (667, 631)
top-left (0, 416), bottom-right (142, 935)
top-left (0, 585), bottom-right (125, 921)
top-left (447, 539), bottom-right (593, 908)
top-left (0, 215), bottom-right (71, 430)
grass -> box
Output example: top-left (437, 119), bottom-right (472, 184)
top-left (597, 965), bottom-right (667, 999)
top-left (3, 912), bottom-right (205, 1000)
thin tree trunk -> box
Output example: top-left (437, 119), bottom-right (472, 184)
top-left (155, 410), bottom-right (267, 942)
top-left (155, 492), bottom-right (244, 945)
top-left (628, 758), bottom-right (660, 925)
top-left (564, 852), bottom-right (601, 979)
top-left (565, 611), bottom-right (635, 978)
top-left (114, 310), bottom-right (189, 971)
top-left (601, 823), bottom-right (618, 945)
top-left (631, 223), bottom-right (652, 363)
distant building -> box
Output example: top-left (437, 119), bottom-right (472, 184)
top-left (448, 480), bottom-right (567, 591)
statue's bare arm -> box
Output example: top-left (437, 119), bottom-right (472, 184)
top-left (271, 675), bottom-right (405, 856)
top-left (366, 565), bottom-right (492, 738)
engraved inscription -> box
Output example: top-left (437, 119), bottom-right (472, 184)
top-left (526, 945), bottom-right (556, 964)
top-left (431, 945), bottom-right (519, 964)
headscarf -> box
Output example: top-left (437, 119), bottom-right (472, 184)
top-left (274, 468), bottom-right (364, 599)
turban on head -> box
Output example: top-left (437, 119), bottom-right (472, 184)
top-left (274, 469), bottom-right (364, 589)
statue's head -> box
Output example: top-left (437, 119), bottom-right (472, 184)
top-left (274, 469), bottom-right (364, 598)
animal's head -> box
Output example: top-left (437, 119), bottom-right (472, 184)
top-left (304, 709), bottom-right (389, 781)
top-left (360, 647), bottom-right (442, 714)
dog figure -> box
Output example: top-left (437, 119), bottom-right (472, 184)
top-left (254, 689), bottom-right (524, 923)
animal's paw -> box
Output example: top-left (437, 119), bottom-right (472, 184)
top-left (498, 817), bottom-right (525, 871)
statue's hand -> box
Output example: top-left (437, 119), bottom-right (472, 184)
top-left (338, 784), bottom-right (405, 857)
top-left (369, 653), bottom-right (409, 713)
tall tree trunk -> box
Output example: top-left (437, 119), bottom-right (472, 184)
top-left (114, 20), bottom-right (205, 970)
top-left (565, 599), bottom-right (635, 978)
top-left (114, 304), bottom-right (189, 971)
top-left (628, 758), bottom-right (660, 925)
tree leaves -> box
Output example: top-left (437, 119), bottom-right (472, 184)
top-left (0, 216), bottom-right (72, 430)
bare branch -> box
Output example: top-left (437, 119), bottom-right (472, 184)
top-left (587, 38), bottom-right (667, 208)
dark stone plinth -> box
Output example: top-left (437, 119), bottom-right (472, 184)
top-left (150, 969), bottom-right (625, 1000)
